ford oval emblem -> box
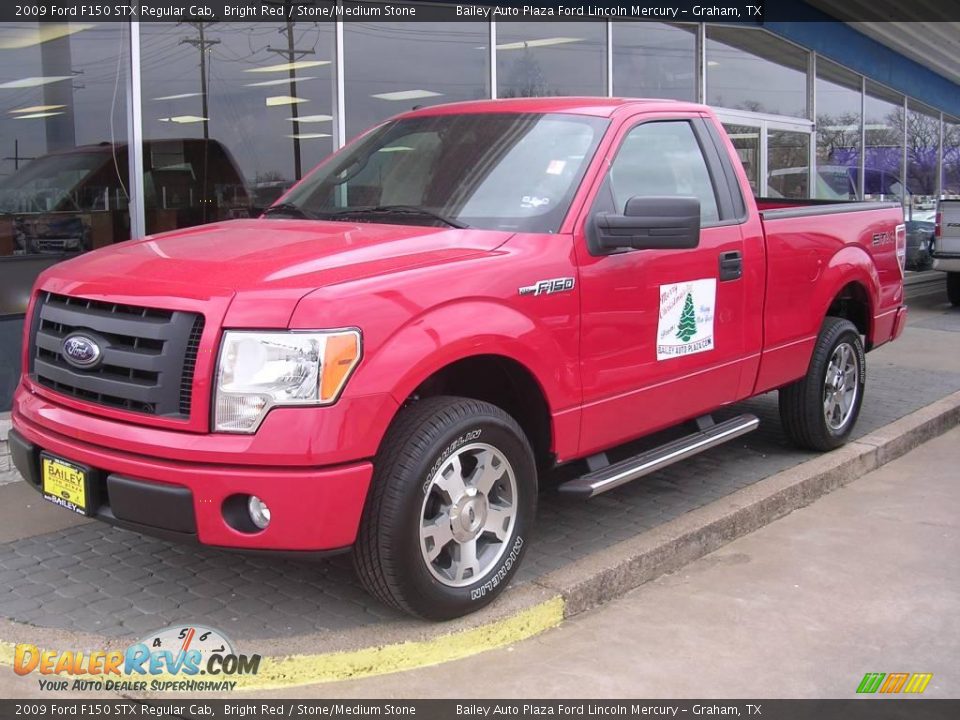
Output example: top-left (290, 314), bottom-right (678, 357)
top-left (62, 334), bottom-right (102, 369)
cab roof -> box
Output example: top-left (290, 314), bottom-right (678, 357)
top-left (399, 96), bottom-right (709, 120)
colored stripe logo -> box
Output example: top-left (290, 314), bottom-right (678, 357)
top-left (857, 672), bottom-right (933, 694)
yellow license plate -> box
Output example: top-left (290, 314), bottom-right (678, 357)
top-left (41, 454), bottom-right (88, 515)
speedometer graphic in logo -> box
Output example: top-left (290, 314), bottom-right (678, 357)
top-left (139, 624), bottom-right (234, 662)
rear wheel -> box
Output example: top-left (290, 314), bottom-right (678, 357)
top-left (353, 396), bottom-right (536, 620)
top-left (948, 272), bottom-right (960, 306)
top-left (779, 317), bottom-right (866, 451)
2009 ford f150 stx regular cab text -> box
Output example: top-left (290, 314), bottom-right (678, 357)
top-left (10, 99), bottom-right (907, 619)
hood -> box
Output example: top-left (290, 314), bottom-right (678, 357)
top-left (37, 218), bottom-right (512, 327)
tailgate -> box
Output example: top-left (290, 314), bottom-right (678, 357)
top-left (936, 200), bottom-right (960, 256)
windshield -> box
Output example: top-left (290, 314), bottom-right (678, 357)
top-left (280, 112), bottom-right (608, 233)
top-left (0, 151), bottom-right (110, 214)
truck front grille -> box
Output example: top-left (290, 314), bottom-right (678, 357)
top-left (30, 292), bottom-right (205, 419)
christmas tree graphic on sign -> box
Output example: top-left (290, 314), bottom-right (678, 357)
top-left (656, 279), bottom-right (716, 360)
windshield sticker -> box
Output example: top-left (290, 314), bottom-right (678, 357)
top-left (657, 279), bottom-right (716, 360)
top-left (546, 160), bottom-right (567, 175)
top-left (521, 196), bottom-right (550, 209)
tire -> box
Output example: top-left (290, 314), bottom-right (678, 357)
top-left (948, 272), bottom-right (960, 307)
top-left (352, 396), bottom-right (536, 620)
top-left (779, 317), bottom-right (866, 452)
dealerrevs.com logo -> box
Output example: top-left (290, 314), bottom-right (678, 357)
top-left (14, 624), bottom-right (260, 693)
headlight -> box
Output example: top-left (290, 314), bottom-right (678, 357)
top-left (214, 329), bottom-right (361, 433)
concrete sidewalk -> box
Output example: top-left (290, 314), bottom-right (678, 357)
top-left (266, 424), bottom-right (960, 699)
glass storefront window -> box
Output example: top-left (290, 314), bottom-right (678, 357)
top-left (706, 27), bottom-right (808, 118)
top-left (0, 23), bottom-right (129, 262)
top-left (0, 21), bottom-right (130, 408)
top-left (905, 101), bottom-right (940, 209)
top-left (815, 59), bottom-right (862, 200)
top-left (496, 23), bottom-right (606, 98)
top-left (722, 124), bottom-right (761, 195)
top-left (767, 130), bottom-right (811, 199)
top-left (343, 21), bottom-right (488, 140)
top-left (612, 23), bottom-right (696, 101)
top-left (864, 82), bottom-right (905, 202)
top-left (944, 118), bottom-right (960, 198)
top-left (140, 20), bottom-right (335, 232)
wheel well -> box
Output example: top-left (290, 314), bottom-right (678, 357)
top-left (827, 282), bottom-right (872, 348)
top-left (409, 355), bottom-right (554, 468)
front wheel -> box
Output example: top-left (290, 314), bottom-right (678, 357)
top-left (779, 317), bottom-right (866, 451)
top-left (353, 396), bottom-right (536, 620)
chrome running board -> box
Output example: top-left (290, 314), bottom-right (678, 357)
top-left (559, 414), bottom-right (759, 498)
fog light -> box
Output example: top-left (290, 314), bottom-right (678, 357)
top-left (248, 496), bottom-right (271, 530)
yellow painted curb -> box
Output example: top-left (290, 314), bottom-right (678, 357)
top-left (0, 595), bottom-right (565, 691)
top-left (239, 595), bottom-right (564, 691)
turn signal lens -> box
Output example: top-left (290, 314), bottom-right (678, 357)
top-left (321, 332), bottom-right (362, 402)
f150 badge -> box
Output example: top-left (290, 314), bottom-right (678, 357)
top-left (518, 277), bottom-right (575, 296)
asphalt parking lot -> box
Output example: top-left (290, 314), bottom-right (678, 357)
top-left (0, 278), bottom-right (957, 689)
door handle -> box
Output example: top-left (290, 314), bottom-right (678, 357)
top-left (719, 251), bottom-right (742, 281)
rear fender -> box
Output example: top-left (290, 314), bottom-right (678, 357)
top-left (813, 245), bottom-right (879, 343)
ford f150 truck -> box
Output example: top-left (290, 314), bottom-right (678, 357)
top-left (9, 98), bottom-right (907, 619)
top-left (932, 198), bottom-right (960, 305)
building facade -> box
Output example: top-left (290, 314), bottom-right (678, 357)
top-left (1, 12), bottom-right (959, 408)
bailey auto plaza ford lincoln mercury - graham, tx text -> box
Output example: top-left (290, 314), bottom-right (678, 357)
top-left (9, 98), bottom-right (906, 619)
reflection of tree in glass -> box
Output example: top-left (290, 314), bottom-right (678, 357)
top-left (255, 170), bottom-right (286, 184)
top-left (900, 109), bottom-right (941, 197)
top-left (863, 105), bottom-right (903, 180)
top-left (816, 112), bottom-right (862, 164)
top-left (501, 49), bottom-right (554, 98)
top-left (945, 122), bottom-right (960, 195)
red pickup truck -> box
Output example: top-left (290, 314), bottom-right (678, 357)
top-left (10, 98), bottom-right (907, 619)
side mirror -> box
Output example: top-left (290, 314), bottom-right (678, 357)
top-left (591, 196), bottom-right (701, 254)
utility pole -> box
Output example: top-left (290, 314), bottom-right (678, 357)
top-left (180, 23), bottom-right (220, 141)
top-left (180, 23), bottom-right (220, 224)
top-left (265, 1), bottom-right (316, 181)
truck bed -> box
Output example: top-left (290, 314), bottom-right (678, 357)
top-left (756, 197), bottom-right (902, 217)
top-left (751, 197), bottom-right (905, 395)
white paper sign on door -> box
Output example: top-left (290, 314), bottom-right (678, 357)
top-left (657, 278), bottom-right (716, 360)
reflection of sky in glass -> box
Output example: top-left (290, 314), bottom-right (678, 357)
top-left (612, 23), bottom-right (696, 101)
top-left (344, 22), bottom-right (487, 140)
top-left (496, 23), bottom-right (605, 99)
top-left (0, 23), bottom-right (127, 180)
top-left (706, 28), bottom-right (807, 118)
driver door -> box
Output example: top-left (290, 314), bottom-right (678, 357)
top-left (574, 115), bottom-right (750, 456)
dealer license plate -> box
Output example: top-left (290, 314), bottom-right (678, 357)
top-left (41, 453), bottom-right (90, 515)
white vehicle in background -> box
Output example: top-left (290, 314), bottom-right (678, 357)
top-left (933, 199), bottom-right (960, 305)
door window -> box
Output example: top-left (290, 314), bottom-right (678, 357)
top-left (607, 121), bottom-right (720, 224)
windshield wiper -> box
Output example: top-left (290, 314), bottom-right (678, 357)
top-left (322, 205), bottom-right (468, 229)
top-left (262, 203), bottom-right (318, 220)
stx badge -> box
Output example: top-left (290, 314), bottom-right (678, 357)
top-left (519, 277), bottom-right (575, 296)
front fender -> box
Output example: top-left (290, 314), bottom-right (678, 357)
top-left (361, 298), bottom-right (578, 404)
top-left (349, 299), bottom-right (581, 462)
